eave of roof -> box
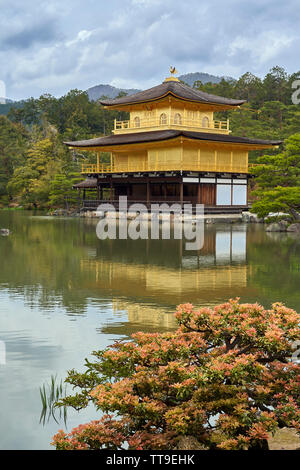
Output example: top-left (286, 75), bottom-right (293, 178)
top-left (99, 80), bottom-right (245, 108)
top-left (64, 130), bottom-right (283, 149)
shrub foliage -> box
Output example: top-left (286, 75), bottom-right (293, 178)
top-left (52, 299), bottom-right (300, 450)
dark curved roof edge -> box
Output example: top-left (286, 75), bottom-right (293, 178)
top-left (99, 80), bottom-right (245, 107)
top-left (64, 129), bottom-right (283, 148)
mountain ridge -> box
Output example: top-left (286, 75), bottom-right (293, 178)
top-left (86, 72), bottom-right (236, 101)
top-left (0, 72), bottom-right (236, 110)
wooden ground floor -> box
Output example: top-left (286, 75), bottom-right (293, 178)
top-left (75, 173), bottom-right (249, 209)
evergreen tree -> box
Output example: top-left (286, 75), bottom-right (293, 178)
top-left (251, 133), bottom-right (300, 220)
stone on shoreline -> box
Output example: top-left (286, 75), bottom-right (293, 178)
top-left (241, 212), bottom-right (264, 223)
top-left (265, 220), bottom-right (300, 234)
top-left (50, 209), bottom-right (69, 216)
top-left (286, 223), bottom-right (300, 232)
top-left (266, 221), bottom-right (289, 232)
top-left (0, 228), bottom-right (10, 236)
top-left (49, 209), bottom-right (80, 217)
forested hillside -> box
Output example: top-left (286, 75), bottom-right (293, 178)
top-left (0, 66), bottom-right (299, 209)
top-left (194, 66), bottom-right (300, 144)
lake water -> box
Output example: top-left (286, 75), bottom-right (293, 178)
top-left (0, 210), bottom-right (299, 449)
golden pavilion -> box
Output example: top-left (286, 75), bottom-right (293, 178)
top-left (66, 69), bottom-right (282, 212)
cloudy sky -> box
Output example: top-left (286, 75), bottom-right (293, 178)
top-left (0, 0), bottom-right (299, 100)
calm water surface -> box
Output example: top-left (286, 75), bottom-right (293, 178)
top-left (0, 210), bottom-right (299, 449)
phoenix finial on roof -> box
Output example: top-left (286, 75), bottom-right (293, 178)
top-left (170, 66), bottom-right (178, 76)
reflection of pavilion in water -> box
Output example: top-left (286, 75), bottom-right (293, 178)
top-left (81, 228), bottom-right (247, 329)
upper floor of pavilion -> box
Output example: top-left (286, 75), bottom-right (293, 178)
top-left (100, 70), bottom-right (246, 136)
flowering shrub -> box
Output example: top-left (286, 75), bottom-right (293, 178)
top-left (52, 299), bottom-right (300, 450)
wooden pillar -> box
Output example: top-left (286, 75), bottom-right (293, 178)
top-left (162, 181), bottom-right (167, 200)
top-left (197, 181), bottom-right (201, 204)
top-left (180, 180), bottom-right (183, 206)
top-left (97, 183), bottom-right (100, 201)
top-left (127, 184), bottom-right (130, 200)
top-left (83, 189), bottom-right (86, 200)
top-left (110, 178), bottom-right (113, 201)
top-left (146, 178), bottom-right (150, 206)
